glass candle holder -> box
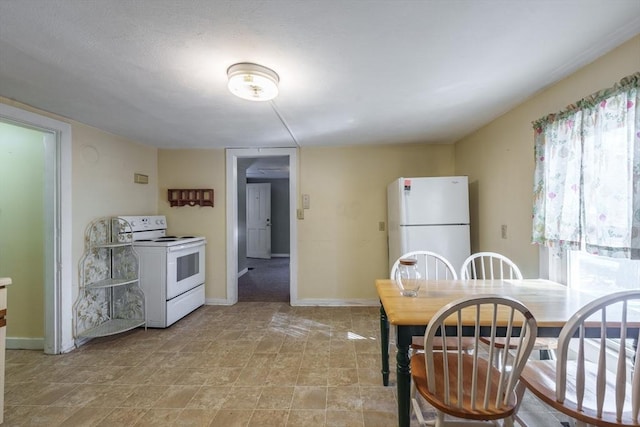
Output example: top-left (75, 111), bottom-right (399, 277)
top-left (396, 258), bottom-right (421, 297)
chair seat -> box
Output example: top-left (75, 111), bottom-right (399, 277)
top-left (478, 336), bottom-right (557, 350)
top-left (520, 360), bottom-right (639, 426)
top-left (411, 335), bottom-right (476, 352)
top-left (411, 352), bottom-right (518, 420)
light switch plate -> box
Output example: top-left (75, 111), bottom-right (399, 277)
top-left (302, 194), bottom-right (310, 209)
top-left (134, 173), bottom-right (148, 184)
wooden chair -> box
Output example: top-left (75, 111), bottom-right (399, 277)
top-left (390, 251), bottom-right (474, 353)
top-left (390, 250), bottom-right (459, 283)
top-left (459, 252), bottom-right (524, 281)
top-left (410, 295), bottom-right (538, 426)
top-left (461, 252), bottom-right (556, 361)
top-left (519, 290), bottom-right (640, 427)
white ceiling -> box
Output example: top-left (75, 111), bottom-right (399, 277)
top-left (0, 1), bottom-right (639, 150)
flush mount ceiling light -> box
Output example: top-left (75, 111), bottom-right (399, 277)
top-left (227, 63), bottom-right (279, 101)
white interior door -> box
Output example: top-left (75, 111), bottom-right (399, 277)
top-left (246, 183), bottom-right (271, 259)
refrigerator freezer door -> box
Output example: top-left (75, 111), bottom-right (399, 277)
top-left (398, 176), bottom-right (469, 225)
top-left (400, 224), bottom-right (471, 274)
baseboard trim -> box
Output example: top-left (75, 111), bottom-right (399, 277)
top-left (7, 337), bottom-right (45, 350)
top-left (205, 298), bottom-right (235, 306)
top-left (291, 298), bottom-right (379, 307)
top-left (237, 267), bottom-right (249, 278)
top-left (205, 298), bottom-right (378, 307)
top-left (271, 254), bottom-right (290, 258)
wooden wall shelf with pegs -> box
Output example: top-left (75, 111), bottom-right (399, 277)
top-left (168, 189), bottom-right (214, 207)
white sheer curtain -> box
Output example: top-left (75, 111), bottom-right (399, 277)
top-left (532, 73), bottom-right (640, 259)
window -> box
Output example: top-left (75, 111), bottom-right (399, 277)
top-left (532, 73), bottom-right (640, 288)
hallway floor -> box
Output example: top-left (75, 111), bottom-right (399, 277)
top-left (5, 303), bottom-right (571, 426)
top-left (238, 258), bottom-right (290, 303)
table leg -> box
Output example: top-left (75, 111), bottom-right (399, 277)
top-left (396, 325), bottom-right (412, 427)
top-left (380, 302), bottom-right (390, 386)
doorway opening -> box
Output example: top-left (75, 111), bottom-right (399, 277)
top-left (226, 148), bottom-right (298, 305)
top-left (0, 103), bottom-right (72, 354)
top-left (241, 178), bottom-right (289, 302)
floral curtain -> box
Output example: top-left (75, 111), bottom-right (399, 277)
top-left (532, 73), bottom-right (640, 259)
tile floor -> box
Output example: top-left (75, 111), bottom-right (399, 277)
top-left (4, 303), bottom-right (573, 426)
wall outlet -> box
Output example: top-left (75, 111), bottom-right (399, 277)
top-left (501, 224), bottom-right (507, 239)
top-left (379, 221), bottom-right (385, 231)
top-left (297, 209), bottom-right (304, 220)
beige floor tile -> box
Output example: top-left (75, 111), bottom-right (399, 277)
top-left (326, 409), bottom-right (365, 426)
top-left (153, 385), bottom-right (202, 409)
top-left (235, 366), bottom-right (272, 386)
top-left (359, 386), bottom-right (396, 413)
top-left (356, 353), bottom-right (381, 370)
top-left (222, 386), bottom-right (262, 410)
top-left (362, 410), bottom-right (397, 426)
top-left (143, 367), bottom-right (189, 385)
top-left (296, 368), bottom-right (328, 386)
top-left (327, 386), bottom-right (363, 411)
top-left (291, 386), bottom-right (327, 410)
top-left (248, 409), bottom-right (289, 426)
top-left (328, 367), bottom-right (359, 386)
top-left (329, 352), bottom-right (358, 369)
top-left (39, 383), bottom-right (100, 407)
top-left (57, 406), bottom-right (113, 425)
top-left (175, 367), bottom-right (218, 386)
top-left (113, 365), bottom-right (160, 384)
top-left (256, 386), bottom-right (295, 409)
top-left (134, 408), bottom-right (182, 426)
top-left (203, 367), bottom-right (242, 386)
top-left (186, 386), bottom-right (229, 409)
top-left (85, 384), bottom-right (137, 407)
top-left (96, 408), bottom-right (148, 426)
top-left (211, 409), bottom-right (253, 427)
top-left (286, 409), bottom-right (326, 426)
top-left (265, 367), bottom-right (299, 386)
top-left (120, 384), bottom-right (167, 408)
top-left (272, 352), bottom-right (303, 369)
top-left (4, 404), bottom-right (79, 426)
top-left (172, 408), bottom-right (218, 426)
top-left (356, 368), bottom-right (383, 386)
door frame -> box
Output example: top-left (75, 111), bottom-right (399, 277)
top-left (226, 148), bottom-right (298, 304)
top-left (0, 103), bottom-right (73, 354)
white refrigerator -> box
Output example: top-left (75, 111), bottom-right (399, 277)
top-left (387, 176), bottom-right (471, 274)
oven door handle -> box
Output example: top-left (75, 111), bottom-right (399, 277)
top-left (168, 241), bottom-right (206, 252)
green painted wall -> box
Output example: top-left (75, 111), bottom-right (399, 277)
top-left (0, 121), bottom-right (45, 338)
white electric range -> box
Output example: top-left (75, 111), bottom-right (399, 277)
top-left (119, 215), bottom-right (206, 328)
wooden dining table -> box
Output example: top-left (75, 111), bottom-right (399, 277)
top-left (376, 278), bottom-right (621, 427)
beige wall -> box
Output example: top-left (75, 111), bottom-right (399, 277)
top-left (157, 144), bottom-right (455, 301)
top-left (298, 144), bottom-right (455, 301)
top-left (454, 35), bottom-right (640, 278)
top-left (157, 149), bottom-right (227, 300)
top-left (71, 122), bottom-right (158, 269)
